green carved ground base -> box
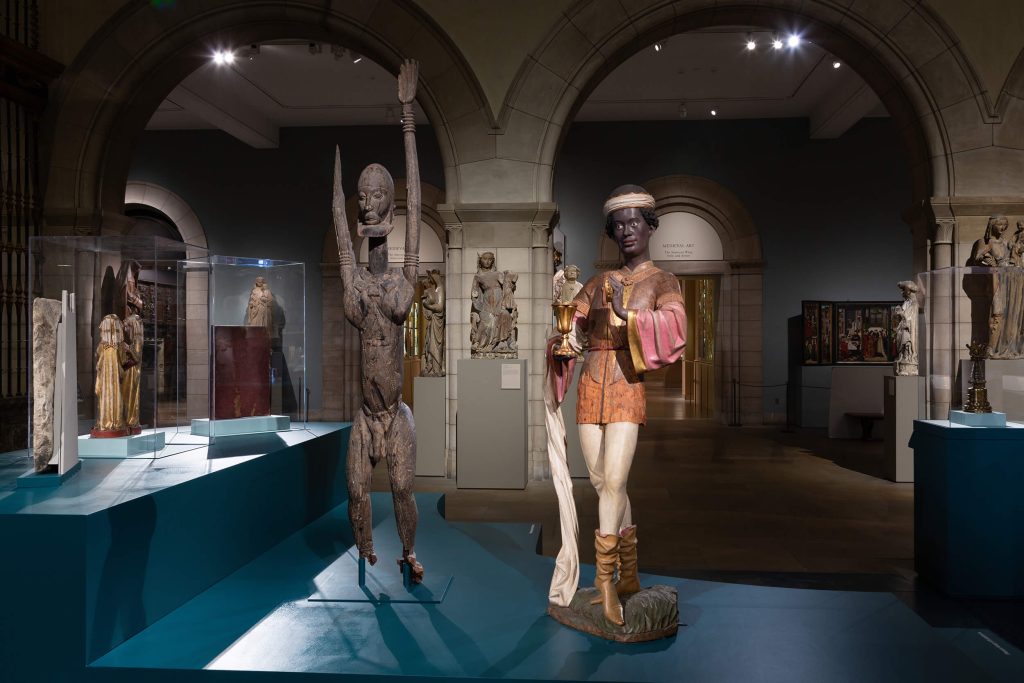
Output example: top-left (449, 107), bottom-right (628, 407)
top-left (547, 584), bottom-right (679, 643)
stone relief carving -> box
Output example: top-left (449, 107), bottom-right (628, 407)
top-left (470, 251), bottom-right (518, 358)
top-left (420, 269), bottom-right (445, 377)
top-left (31, 298), bottom-right (62, 471)
top-left (893, 280), bottom-right (919, 376)
top-left (966, 215), bottom-right (1024, 359)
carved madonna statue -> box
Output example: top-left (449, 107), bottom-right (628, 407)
top-left (470, 251), bottom-right (518, 358)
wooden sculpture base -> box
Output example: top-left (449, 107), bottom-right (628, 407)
top-left (547, 585), bottom-right (680, 643)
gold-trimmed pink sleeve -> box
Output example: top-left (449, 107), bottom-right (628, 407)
top-left (627, 301), bottom-right (687, 373)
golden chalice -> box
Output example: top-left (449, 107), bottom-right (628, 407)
top-left (552, 302), bottom-right (578, 358)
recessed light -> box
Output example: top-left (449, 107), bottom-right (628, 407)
top-left (787, 35), bottom-right (801, 48)
top-left (352, 53), bottom-right (363, 64)
top-left (710, 109), bottom-right (717, 117)
top-left (212, 49), bottom-right (235, 66)
top-left (746, 38), bottom-right (756, 51)
top-left (772, 37), bottom-right (783, 50)
top-left (832, 60), bottom-right (841, 69)
top-left (654, 42), bottom-right (663, 52)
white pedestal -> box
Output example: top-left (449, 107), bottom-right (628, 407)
top-left (828, 366), bottom-right (891, 439)
top-left (190, 415), bottom-right (291, 437)
top-left (414, 376), bottom-right (446, 476)
top-left (949, 410), bottom-right (1008, 427)
top-left (884, 375), bottom-right (924, 482)
top-left (78, 431), bottom-right (167, 458)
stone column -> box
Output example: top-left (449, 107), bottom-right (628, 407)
top-left (442, 219), bottom-right (463, 477)
top-left (927, 213), bottom-right (957, 419)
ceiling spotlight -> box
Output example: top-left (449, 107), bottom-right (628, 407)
top-left (787, 34), bottom-right (801, 48)
top-left (710, 108), bottom-right (717, 117)
top-left (772, 37), bottom-right (783, 50)
top-left (832, 60), bottom-right (841, 69)
top-left (351, 52), bottom-right (363, 64)
top-left (654, 42), bottom-right (663, 52)
top-left (678, 103), bottom-right (688, 119)
top-left (308, 42), bottom-right (322, 55)
top-left (212, 49), bottom-right (235, 66)
top-left (330, 45), bottom-right (346, 61)
top-left (745, 35), bottom-right (756, 51)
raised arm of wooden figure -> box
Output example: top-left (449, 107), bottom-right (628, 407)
top-left (398, 59), bottom-right (421, 285)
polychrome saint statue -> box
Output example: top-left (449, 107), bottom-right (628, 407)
top-left (332, 59), bottom-right (425, 581)
top-left (545, 185), bottom-right (687, 641)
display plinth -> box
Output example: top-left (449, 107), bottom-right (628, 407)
top-left (190, 414), bottom-right (291, 437)
top-left (78, 431), bottom-right (167, 458)
top-left (308, 552), bottom-right (453, 604)
top-left (883, 375), bottom-right (924, 482)
top-left (16, 460), bottom-right (81, 488)
top-left (957, 359), bottom-right (1024, 421)
top-left (910, 419), bottom-right (1024, 597)
top-left (948, 409), bottom-right (1007, 427)
top-left (413, 376), bottom-right (445, 476)
top-left (456, 358), bottom-right (527, 489)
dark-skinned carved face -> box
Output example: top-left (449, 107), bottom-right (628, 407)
top-left (609, 206), bottom-right (654, 259)
top-left (356, 163), bottom-right (395, 237)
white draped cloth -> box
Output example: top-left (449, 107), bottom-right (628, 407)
top-left (543, 339), bottom-right (580, 607)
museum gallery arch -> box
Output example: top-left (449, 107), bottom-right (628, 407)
top-left (41, 0), bottom-right (487, 236)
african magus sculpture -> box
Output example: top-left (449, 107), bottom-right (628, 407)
top-left (332, 59), bottom-right (425, 581)
top-left (544, 185), bottom-right (687, 641)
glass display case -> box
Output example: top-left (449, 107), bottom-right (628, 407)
top-left (28, 235), bottom-right (210, 461)
top-left (177, 255), bottom-right (306, 437)
top-left (918, 266), bottom-right (1024, 421)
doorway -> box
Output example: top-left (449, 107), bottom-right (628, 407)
top-left (646, 275), bottom-right (717, 419)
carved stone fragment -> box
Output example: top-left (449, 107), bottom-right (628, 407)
top-left (31, 298), bottom-right (62, 471)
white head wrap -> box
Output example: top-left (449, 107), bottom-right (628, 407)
top-left (603, 190), bottom-right (656, 216)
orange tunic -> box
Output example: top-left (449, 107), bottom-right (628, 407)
top-left (572, 261), bottom-right (685, 425)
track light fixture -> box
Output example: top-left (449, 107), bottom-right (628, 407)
top-left (772, 36), bottom-right (783, 50)
top-left (654, 42), bottom-right (663, 52)
top-left (212, 49), bottom-right (235, 65)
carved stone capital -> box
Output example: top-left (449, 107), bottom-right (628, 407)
top-left (445, 223), bottom-right (464, 249)
top-left (932, 218), bottom-right (956, 244)
top-left (531, 223), bottom-right (551, 249)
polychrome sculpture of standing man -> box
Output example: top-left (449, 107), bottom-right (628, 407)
top-left (546, 185), bottom-right (687, 639)
top-left (332, 59), bottom-right (425, 581)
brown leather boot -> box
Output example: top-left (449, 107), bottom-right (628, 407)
top-left (616, 525), bottom-right (641, 596)
top-left (590, 531), bottom-right (625, 626)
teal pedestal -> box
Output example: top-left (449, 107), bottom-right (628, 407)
top-left (78, 431), bottom-right (166, 458)
top-left (191, 414), bottom-right (291, 437)
top-left (910, 419), bottom-right (1024, 596)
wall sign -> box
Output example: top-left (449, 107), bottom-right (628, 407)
top-left (649, 212), bottom-right (723, 261)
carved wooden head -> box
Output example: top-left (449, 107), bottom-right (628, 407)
top-left (356, 163), bottom-right (395, 237)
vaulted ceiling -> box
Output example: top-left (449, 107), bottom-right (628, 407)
top-left (147, 30), bottom-right (886, 147)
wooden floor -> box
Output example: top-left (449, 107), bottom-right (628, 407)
top-left (374, 384), bottom-right (914, 583)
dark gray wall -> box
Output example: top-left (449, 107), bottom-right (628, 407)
top-left (553, 118), bottom-right (913, 414)
top-left (128, 126), bottom-right (445, 413)
top-left (130, 117), bottom-right (912, 418)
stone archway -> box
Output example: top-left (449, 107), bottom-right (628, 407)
top-left (320, 181), bottom-right (446, 421)
top-left (594, 175), bottom-right (763, 424)
top-left (124, 181), bottom-right (210, 420)
top-left (42, 0), bottom-right (488, 237)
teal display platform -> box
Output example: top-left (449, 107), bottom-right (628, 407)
top-left (948, 410), bottom-right (1008, 427)
top-left (78, 430), bottom-right (166, 457)
top-left (308, 550), bottom-right (454, 604)
top-left (911, 419), bottom-right (1024, 598)
top-left (83, 493), bottom-right (1023, 683)
top-left (16, 459), bottom-right (81, 488)
top-left (191, 414), bottom-right (291, 437)
top-left (0, 424), bottom-right (350, 683)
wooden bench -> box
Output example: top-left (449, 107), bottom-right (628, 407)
top-left (845, 412), bottom-right (884, 440)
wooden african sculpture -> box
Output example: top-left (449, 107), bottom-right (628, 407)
top-left (332, 59), bottom-right (424, 581)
